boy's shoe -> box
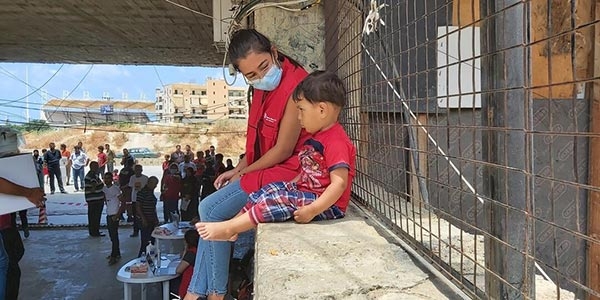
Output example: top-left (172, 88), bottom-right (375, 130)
top-left (106, 254), bottom-right (122, 260)
top-left (23, 228), bottom-right (30, 238)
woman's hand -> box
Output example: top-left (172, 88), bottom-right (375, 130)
top-left (213, 169), bottom-right (238, 189)
top-left (26, 187), bottom-right (46, 208)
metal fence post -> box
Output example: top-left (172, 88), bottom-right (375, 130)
top-left (481, 0), bottom-right (535, 299)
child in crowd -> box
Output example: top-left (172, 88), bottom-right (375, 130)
top-left (170, 229), bottom-right (200, 298)
top-left (112, 169), bottom-right (119, 185)
top-left (102, 172), bottom-right (124, 265)
top-left (196, 71), bottom-right (356, 241)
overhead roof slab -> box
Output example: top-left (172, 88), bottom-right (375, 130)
top-left (0, 0), bottom-right (226, 66)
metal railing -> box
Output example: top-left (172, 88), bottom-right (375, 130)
top-left (323, 0), bottom-right (600, 299)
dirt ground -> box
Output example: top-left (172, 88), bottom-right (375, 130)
top-left (21, 120), bottom-right (247, 160)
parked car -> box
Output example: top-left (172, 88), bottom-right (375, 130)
top-left (115, 147), bottom-right (160, 159)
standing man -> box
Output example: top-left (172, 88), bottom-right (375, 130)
top-left (85, 162), bottom-right (105, 237)
top-left (70, 146), bottom-right (89, 192)
top-left (97, 145), bottom-right (107, 176)
top-left (118, 160), bottom-right (135, 223)
top-left (171, 145), bottom-right (185, 164)
top-left (136, 176), bottom-right (159, 257)
top-left (184, 145), bottom-right (194, 159)
top-left (32, 150), bottom-right (44, 192)
top-left (128, 164), bottom-right (148, 237)
top-left (60, 144), bottom-right (71, 186)
top-left (208, 145), bottom-right (216, 162)
top-left (105, 143), bottom-right (116, 173)
top-left (120, 148), bottom-right (135, 167)
top-left (43, 142), bottom-right (67, 194)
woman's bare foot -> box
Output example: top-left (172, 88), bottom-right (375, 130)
top-left (196, 222), bottom-right (237, 241)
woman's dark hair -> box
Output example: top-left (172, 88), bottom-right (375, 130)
top-left (228, 29), bottom-right (303, 70)
top-left (292, 71), bottom-right (347, 108)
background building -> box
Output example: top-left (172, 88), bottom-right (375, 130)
top-left (41, 99), bottom-right (156, 125)
top-left (155, 78), bottom-right (248, 123)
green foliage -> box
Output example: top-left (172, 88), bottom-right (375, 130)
top-left (17, 120), bottom-right (52, 132)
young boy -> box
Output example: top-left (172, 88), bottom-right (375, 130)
top-left (170, 229), bottom-right (199, 298)
top-left (103, 172), bottom-right (125, 265)
top-left (196, 71), bottom-right (356, 241)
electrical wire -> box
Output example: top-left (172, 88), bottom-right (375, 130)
top-left (0, 64), bottom-right (65, 104)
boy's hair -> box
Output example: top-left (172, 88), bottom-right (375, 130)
top-left (292, 71), bottom-right (347, 108)
top-left (184, 229), bottom-right (200, 247)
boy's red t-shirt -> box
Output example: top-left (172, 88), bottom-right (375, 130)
top-left (179, 247), bottom-right (197, 297)
top-left (296, 123), bottom-right (356, 212)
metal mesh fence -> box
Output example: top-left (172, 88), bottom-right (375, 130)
top-left (322, 0), bottom-right (599, 299)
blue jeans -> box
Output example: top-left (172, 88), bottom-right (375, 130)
top-left (72, 167), bottom-right (85, 191)
top-left (188, 180), bottom-right (249, 296)
top-left (0, 231), bottom-right (7, 300)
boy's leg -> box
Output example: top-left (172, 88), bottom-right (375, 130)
top-left (197, 184), bottom-right (299, 241)
top-left (106, 215), bottom-right (120, 259)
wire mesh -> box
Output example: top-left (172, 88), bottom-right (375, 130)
top-left (323, 0), bottom-right (599, 299)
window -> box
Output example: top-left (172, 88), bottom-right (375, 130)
top-left (213, 101), bottom-right (215, 104)
top-left (192, 90), bottom-right (196, 95)
top-left (201, 91), bottom-right (206, 95)
top-left (192, 109), bottom-right (196, 114)
top-left (175, 108), bottom-right (179, 113)
top-left (213, 82), bottom-right (215, 86)
top-left (202, 110), bottom-right (207, 114)
top-left (224, 95), bottom-right (226, 98)
top-left (213, 91), bottom-right (215, 95)
top-left (174, 89), bottom-right (178, 94)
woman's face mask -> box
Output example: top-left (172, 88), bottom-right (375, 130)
top-left (248, 62), bottom-right (283, 91)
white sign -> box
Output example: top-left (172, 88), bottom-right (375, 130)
top-left (0, 154), bottom-right (39, 214)
top-left (437, 26), bottom-right (481, 108)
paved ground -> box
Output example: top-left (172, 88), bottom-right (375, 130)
top-left (15, 165), bottom-right (175, 299)
top-left (21, 165), bottom-right (165, 227)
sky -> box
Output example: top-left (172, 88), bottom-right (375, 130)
top-left (0, 63), bottom-right (246, 123)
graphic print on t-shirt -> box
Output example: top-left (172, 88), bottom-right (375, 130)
top-left (297, 139), bottom-right (330, 195)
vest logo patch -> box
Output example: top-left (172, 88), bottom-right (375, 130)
top-left (263, 113), bottom-right (277, 124)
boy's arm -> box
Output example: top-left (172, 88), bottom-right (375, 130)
top-left (293, 168), bottom-right (348, 223)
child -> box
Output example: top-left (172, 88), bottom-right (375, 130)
top-left (170, 229), bottom-right (200, 298)
top-left (112, 169), bottom-right (119, 185)
top-left (196, 71), bottom-right (356, 241)
top-left (160, 163), bottom-right (182, 223)
top-left (102, 172), bottom-right (124, 265)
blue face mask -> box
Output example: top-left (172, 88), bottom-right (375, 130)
top-left (249, 63), bottom-right (283, 91)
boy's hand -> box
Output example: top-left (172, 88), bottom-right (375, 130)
top-left (293, 206), bottom-right (317, 224)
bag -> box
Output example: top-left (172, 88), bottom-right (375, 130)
top-left (228, 249), bottom-right (254, 300)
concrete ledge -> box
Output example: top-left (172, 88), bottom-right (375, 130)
top-left (254, 204), bottom-right (461, 299)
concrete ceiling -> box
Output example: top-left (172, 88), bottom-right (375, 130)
top-left (0, 0), bottom-right (226, 66)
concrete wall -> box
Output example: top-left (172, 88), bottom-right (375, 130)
top-left (254, 3), bottom-right (325, 73)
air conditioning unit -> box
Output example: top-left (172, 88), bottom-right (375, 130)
top-left (213, 0), bottom-right (234, 52)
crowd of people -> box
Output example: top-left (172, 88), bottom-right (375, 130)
top-left (2, 28), bottom-right (358, 300)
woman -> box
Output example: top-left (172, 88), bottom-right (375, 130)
top-left (185, 29), bottom-right (310, 300)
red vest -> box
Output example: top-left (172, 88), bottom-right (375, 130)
top-left (240, 58), bottom-right (310, 193)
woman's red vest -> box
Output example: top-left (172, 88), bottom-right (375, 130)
top-left (239, 57), bottom-right (310, 193)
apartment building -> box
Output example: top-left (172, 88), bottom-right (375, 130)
top-left (155, 78), bottom-right (248, 123)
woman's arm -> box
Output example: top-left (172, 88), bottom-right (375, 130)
top-left (240, 98), bottom-right (301, 175)
top-left (0, 177), bottom-right (45, 207)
